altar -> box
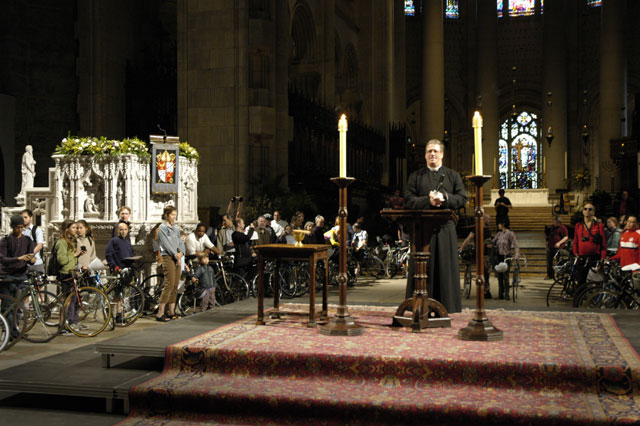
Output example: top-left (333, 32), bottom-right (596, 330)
top-left (487, 188), bottom-right (551, 207)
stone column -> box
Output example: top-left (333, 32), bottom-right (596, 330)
top-left (476, 0), bottom-right (499, 190)
top-left (542, 0), bottom-right (568, 192)
top-left (599, 0), bottom-right (627, 190)
top-left (420, 0), bottom-right (445, 144)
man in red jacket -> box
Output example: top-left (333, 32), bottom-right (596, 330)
top-left (611, 216), bottom-right (640, 269)
top-left (572, 202), bottom-right (607, 287)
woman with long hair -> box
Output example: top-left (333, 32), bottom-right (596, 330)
top-left (76, 219), bottom-right (97, 269)
top-left (155, 205), bottom-right (185, 322)
top-left (55, 219), bottom-right (83, 328)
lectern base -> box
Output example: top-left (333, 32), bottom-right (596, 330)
top-left (457, 318), bottom-right (503, 341)
top-left (392, 297), bottom-right (451, 332)
top-left (320, 315), bottom-right (364, 336)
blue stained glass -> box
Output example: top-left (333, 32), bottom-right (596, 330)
top-left (405, 0), bottom-right (416, 16)
top-left (497, 0), bottom-right (503, 18)
top-left (498, 111), bottom-right (540, 189)
top-left (445, 0), bottom-right (459, 19)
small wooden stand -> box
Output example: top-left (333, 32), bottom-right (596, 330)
top-left (380, 209), bottom-right (455, 332)
top-left (320, 177), bottom-right (364, 336)
top-left (457, 175), bottom-right (503, 341)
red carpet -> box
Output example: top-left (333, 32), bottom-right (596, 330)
top-left (119, 305), bottom-right (640, 425)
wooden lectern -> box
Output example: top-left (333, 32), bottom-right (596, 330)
top-left (380, 209), bottom-right (457, 332)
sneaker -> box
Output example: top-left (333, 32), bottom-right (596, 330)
top-left (69, 323), bottom-right (89, 331)
top-left (59, 329), bottom-right (73, 336)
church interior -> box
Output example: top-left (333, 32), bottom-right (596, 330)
top-left (1, 0), bottom-right (640, 424)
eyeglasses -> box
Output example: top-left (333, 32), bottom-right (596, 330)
top-left (583, 207), bottom-right (594, 211)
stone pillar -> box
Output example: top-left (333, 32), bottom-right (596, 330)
top-left (476, 0), bottom-right (499, 190)
top-left (599, 0), bottom-right (627, 189)
top-left (542, 0), bottom-right (568, 192)
top-left (177, 0), bottom-right (250, 209)
top-left (420, 0), bottom-right (445, 144)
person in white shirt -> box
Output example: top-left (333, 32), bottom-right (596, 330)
top-left (273, 211), bottom-right (288, 231)
top-left (20, 209), bottom-right (44, 273)
top-left (186, 224), bottom-right (220, 263)
top-left (352, 223), bottom-right (368, 276)
top-left (264, 213), bottom-right (283, 238)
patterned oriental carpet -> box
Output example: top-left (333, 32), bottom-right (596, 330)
top-left (120, 305), bottom-right (640, 425)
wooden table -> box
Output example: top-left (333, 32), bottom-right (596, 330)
top-left (254, 244), bottom-right (330, 327)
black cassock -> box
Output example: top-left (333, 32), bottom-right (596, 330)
top-left (404, 166), bottom-right (467, 313)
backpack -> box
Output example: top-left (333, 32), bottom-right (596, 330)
top-left (46, 239), bottom-right (62, 276)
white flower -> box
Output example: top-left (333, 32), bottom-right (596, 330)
top-left (75, 139), bottom-right (80, 143)
top-left (91, 142), bottom-right (96, 146)
top-left (62, 138), bottom-right (67, 143)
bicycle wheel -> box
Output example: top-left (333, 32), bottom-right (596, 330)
top-left (0, 313), bottom-right (10, 352)
top-left (65, 286), bottom-right (111, 337)
top-left (140, 274), bottom-right (164, 315)
top-left (462, 265), bottom-right (472, 299)
top-left (293, 264), bottom-right (311, 297)
top-left (108, 284), bottom-right (144, 327)
top-left (546, 279), bottom-right (573, 308)
top-left (0, 294), bottom-right (27, 349)
top-left (386, 253), bottom-right (399, 278)
top-left (226, 272), bottom-right (250, 302)
top-left (22, 290), bottom-right (65, 343)
top-left (583, 289), bottom-right (629, 309)
top-left (512, 267), bottom-right (519, 302)
top-left (362, 255), bottom-right (386, 279)
top-left (177, 291), bottom-right (197, 316)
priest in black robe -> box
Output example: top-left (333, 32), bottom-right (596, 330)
top-left (404, 139), bottom-right (467, 313)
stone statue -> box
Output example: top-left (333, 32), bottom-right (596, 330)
top-left (84, 193), bottom-right (98, 213)
top-left (21, 145), bottom-right (36, 193)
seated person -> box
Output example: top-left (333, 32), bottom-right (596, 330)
top-left (105, 221), bottom-right (134, 271)
top-left (186, 223), bottom-right (220, 263)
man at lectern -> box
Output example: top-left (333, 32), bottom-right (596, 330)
top-left (405, 139), bottom-right (467, 313)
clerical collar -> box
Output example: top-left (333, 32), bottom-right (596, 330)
top-left (427, 166), bottom-right (442, 172)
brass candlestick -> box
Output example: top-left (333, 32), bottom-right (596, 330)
top-left (320, 177), bottom-right (364, 336)
top-left (458, 175), bottom-right (503, 341)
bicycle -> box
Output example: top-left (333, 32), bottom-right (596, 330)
top-left (0, 313), bottom-right (9, 352)
top-left (504, 255), bottom-right (526, 302)
top-left (61, 270), bottom-right (111, 337)
top-left (16, 271), bottom-right (66, 343)
top-left (101, 267), bottom-right (144, 327)
top-left (546, 256), bottom-right (580, 307)
top-left (0, 290), bottom-right (27, 350)
top-left (459, 245), bottom-right (475, 299)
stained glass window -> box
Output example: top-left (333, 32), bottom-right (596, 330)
top-left (587, 0), bottom-right (602, 7)
top-left (497, 0), bottom-right (503, 18)
top-left (445, 0), bottom-right (459, 19)
top-left (498, 111), bottom-right (540, 189)
top-left (405, 0), bottom-right (416, 16)
top-left (509, 0), bottom-right (536, 17)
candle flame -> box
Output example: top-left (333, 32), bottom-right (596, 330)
top-left (338, 114), bottom-right (348, 132)
top-left (472, 111), bottom-right (483, 128)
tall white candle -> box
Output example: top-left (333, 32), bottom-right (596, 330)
top-left (472, 111), bottom-right (483, 175)
top-left (339, 114), bottom-right (348, 177)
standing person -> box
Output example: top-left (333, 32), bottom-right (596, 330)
top-left (192, 253), bottom-right (216, 311)
top-left (273, 211), bottom-right (288, 231)
top-left (76, 220), bottom-right (97, 269)
top-left (54, 219), bottom-right (84, 331)
top-left (232, 218), bottom-right (255, 278)
top-left (156, 206), bottom-right (185, 322)
top-left (572, 203), bottom-right (607, 288)
top-left (264, 213), bottom-right (282, 239)
top-left (605, 217), bottom-right (622, 257)
top-left (611, 216), bottom-right (640, 269)
top-left (405, 139), bottom-right (468, 313)
top-left (105, 221), bottom-right (134, 270)
top-left (216, 214), bottom-right (235, 256)
top-left (112, 206), bottom-right (132, 239)
top-left (20, 209), bottom-right (44, 273)
top-left (494, 189), bottom-right (512, 229)
top-left (493, 221), bottom-right (519, 300)
top-left (0, 215), bottom-right (36, 335)
top-left (545, 216), bottom-right (569, 280)
top-left (387, 189), bottom-right (404, 209)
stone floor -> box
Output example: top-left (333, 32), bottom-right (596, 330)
top-left (0, 275), bottom-right (638, 426)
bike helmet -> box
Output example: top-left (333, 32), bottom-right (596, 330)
top-left (494, 262), bottom-right (508, 273)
